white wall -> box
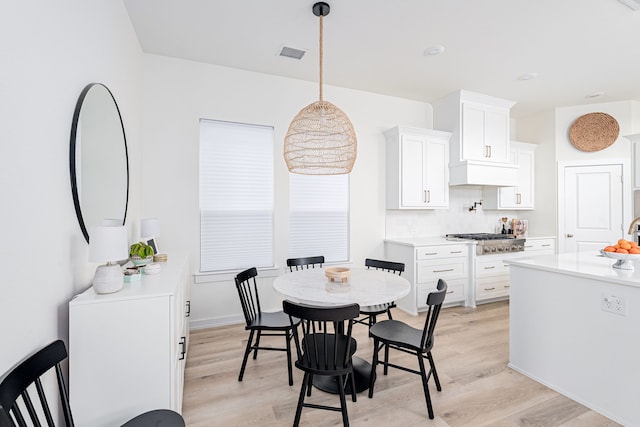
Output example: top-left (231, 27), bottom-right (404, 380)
top-left (140, 54), bottom-right (431, 327)
top-left (1, 1), bottom-right (142, 376)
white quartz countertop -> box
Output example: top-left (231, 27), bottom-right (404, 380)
top-left (384, 236), bottom-right (475, 247)
top-left (506, 251), bottom-right (640, 288)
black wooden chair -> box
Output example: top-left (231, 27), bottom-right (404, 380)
top-left (283, 300), bottom-right (360, 427)
top-left (368, 279), bottom-right (448, 420)
top-left (355, 258), bottom-right (405, 333)
top-left (235, 267), bottom-right (299, 386)
top-left (0, 340), bottom-right (184, 427)
top-left (286, 256), bottom-right (325, 271)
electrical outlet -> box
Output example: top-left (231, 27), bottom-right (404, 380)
top-left (601, 293), bottom-right (626, 316)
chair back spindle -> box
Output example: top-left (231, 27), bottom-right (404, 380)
top-left (235, 267), bottom-right (261, 327)
top-left (287, 256), bottom-right (325, 272)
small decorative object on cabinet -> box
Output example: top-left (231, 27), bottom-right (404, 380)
top-left (129, 241), bottom-right (155, 266)
top-left (384, 126), bottom-right (451, 209)
top-left (483, 141), bottom-right (536, 210)
top-left (69, 254), bottom-right (190, 426)
top-left (89, 225), bottom-right (128, 294)
top-left (432, 89), bottom-right (518, 186)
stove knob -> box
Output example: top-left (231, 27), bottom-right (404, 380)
top-left (483, 247), bottom-right (491, 254)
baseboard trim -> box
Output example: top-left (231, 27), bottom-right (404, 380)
top-left (189, 315), bottom-right (244, 330)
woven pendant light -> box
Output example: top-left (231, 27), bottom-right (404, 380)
top-left (284, 2), bottom-right (357, 175)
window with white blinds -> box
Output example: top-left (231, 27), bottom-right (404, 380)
top-left (289, 174), bottom-right (349, 263)
top-left (199, 119), bottom-right (274, 272)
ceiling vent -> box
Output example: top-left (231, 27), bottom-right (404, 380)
top-left (618, 0), bottom-right (640, 10)
top-left (279, 46), bottom-right (306, 60)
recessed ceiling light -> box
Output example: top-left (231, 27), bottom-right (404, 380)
top-left (585, 91), bottom-right (605, 99)
top-left (517, 73), bottom-right (538, 81)
top-left (424, 45), bottom-right (445, 56)
top-left (278, 45), bottom-right (306, 60)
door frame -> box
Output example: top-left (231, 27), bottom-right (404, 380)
top-left (556, 158), bottom-right (632, 253)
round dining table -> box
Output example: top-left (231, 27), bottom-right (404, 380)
top-left (273, 267), bottom-right (410, 393)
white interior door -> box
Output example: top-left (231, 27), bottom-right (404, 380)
top-left (562, 164), bottom-right (623, 252)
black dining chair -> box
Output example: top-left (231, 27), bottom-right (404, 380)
top-left (286, 256), bottom-right (325, 271)
top-left (368, 279), bottom-right (448, 420)
top-left (355, 258), bottom-right (405, 333)
top-left (283, 300), bottom-right (360, 427)
top-left (0, 340), bottom-right (184, 427)
top-left (235, 267), bottom-right (299, 386)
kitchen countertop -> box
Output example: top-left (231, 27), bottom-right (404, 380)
top-left (384, 236), bottom-right (475, 247)
top-left (506, 251), bottom-right (640, 288)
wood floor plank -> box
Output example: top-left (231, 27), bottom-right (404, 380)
top-left (182, 301), bottom-right (621, 426)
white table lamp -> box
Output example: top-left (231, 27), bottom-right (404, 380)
top-left (140, 218), bottom-right (160, 239)
top-left (89, 226), bottom-right (128, 294)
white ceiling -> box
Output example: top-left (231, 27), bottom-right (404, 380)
top-left (123, 0), bottom-right (640, 118)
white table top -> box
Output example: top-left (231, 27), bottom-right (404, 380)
top-left (273, 267), bottom-right (411, 306)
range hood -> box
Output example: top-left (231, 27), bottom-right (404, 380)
top-left (449, 160), bottom-right (519, 186)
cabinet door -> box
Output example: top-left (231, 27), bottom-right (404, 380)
top-left (515, 149), bottom-right (534, 208)
top-left (484, 106), bottom-right (509, 162)
top-left (400, 134), bottom-right (426, 207)
top-left (461, 102), bottom-right (487, 161)
top-left (424, 137), bottom-right (448, 208)
top-left (497, 150), bottom-right (519, 208)
top-left (461, 101), bottom-right (509, 163)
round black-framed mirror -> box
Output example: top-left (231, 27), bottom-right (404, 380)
top-left (70, 83), bottom-right (129, 243)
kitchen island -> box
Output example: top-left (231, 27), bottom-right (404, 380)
top-left (507, 252), bottom-right (640, 426)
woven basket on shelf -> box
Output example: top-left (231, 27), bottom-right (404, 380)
top-left (568, 112), bottom-right (619, 152)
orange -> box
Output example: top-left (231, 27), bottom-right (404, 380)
top-left (630, 247), bottom-right (640, 254)
top-left (620, 242), bottom-right (632, 250)
top-left (604, 246), bottom-right (617, 252)
top-left (618, 239), bottom-right (629, 246)
top-left (631, 241), bottom-right (639, 248)
top-left (616, 248), bottom-right (629, 254)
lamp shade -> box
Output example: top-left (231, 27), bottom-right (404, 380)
top-left (89, 226), bottom-right (128, 263)
top-left (140, 218), bottom-right (161, 239)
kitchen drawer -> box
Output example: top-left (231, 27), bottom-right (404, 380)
top-left (476, 276), bottom-right (510, 299)
top-left (524, 238), bottom-right (555, 253)
top-left (417, 258), bottom-right (467, 283)
top-left (476, 257), bottom-right (510, 277)
top-left (415, 244), bottom-right (468, 260)
top-left (417, 278), bottom-right (465, 308)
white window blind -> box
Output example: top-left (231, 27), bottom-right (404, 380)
top-left (199, 119), bottom-right (274, 272)
top-left (289, 174), bottom-right (349, 262)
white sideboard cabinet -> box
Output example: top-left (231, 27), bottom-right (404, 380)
top-left (69, 254), bottom-right (190, 427)
top-left (384, 126), bottom-right (451, 209)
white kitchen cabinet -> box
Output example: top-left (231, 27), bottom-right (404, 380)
top-left (433, 90), bottom-right (518, 186)
top-left (69, 255), bottom-right (190, 427)
top-left (625, 134), bottom-right (640, 188)
top-left (474, 238), bottom-right (555, 304)
top-left (384, 126), bottom-right (451, 209)
top-left (483, 142), bottom-right (536, 210)
top-left (385, 239), bottom-right (471, 314)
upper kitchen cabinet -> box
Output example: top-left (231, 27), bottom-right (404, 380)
top-left (483, 141), bottom-right (536, 210)
top-left (385, 126), bottom-right (451, 209)
top-left (433, 90), bottom-right (519, 186)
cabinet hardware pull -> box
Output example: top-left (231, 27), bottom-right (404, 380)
top-left (484, 145), bottom-right (489, 157)
top-left (433, 268), bottom-right (454, 273)
top-left (504, 285), bottom-right (510, 288)
top-left (488, 145), bottom-right (492, 158)
top-left (186, 300), bottom-right (191, 317)
top-left (179, 336), bottom-right (186, 360)
top-left (541, 244), bottom-right (551, 247)
top-left (427, 190), bottom-right (430, 203)
top-left (450, 250), bottom-right (462, 254)
top-left (484, 266), bottom-right (495, 269)
top-left (423, 252), bottom-right (438, 256)
top-left (423, 190), bottom-right (427, 203)
top-left (484, 287), bottom-right (496, 290)
top-left (566, 234), bottom-right (574, 238)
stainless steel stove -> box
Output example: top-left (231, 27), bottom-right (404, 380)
top-left (446, 233), bottom-right (526, 255)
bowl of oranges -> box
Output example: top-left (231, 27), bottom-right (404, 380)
top-left (601, 239), bottom-right (640, 269)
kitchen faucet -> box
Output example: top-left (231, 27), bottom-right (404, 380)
top-left (627, 217), bottom-right (640, 235)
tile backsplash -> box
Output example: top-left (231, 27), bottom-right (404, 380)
top-left (385, 186), bottom-right (523, 238)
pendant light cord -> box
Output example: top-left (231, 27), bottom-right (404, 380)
top-left (319, 14), bottom-right (324, 102)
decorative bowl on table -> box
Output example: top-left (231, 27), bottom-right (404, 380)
top-left (599, 249), bottom-right (640, 270)
top-left (130, 255), bottom-right (153, 267)
top-left (325, 267), bottom-right (351, 283)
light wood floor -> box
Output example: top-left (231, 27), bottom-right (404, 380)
top-left (182, 301), bottom-right (619, 426)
